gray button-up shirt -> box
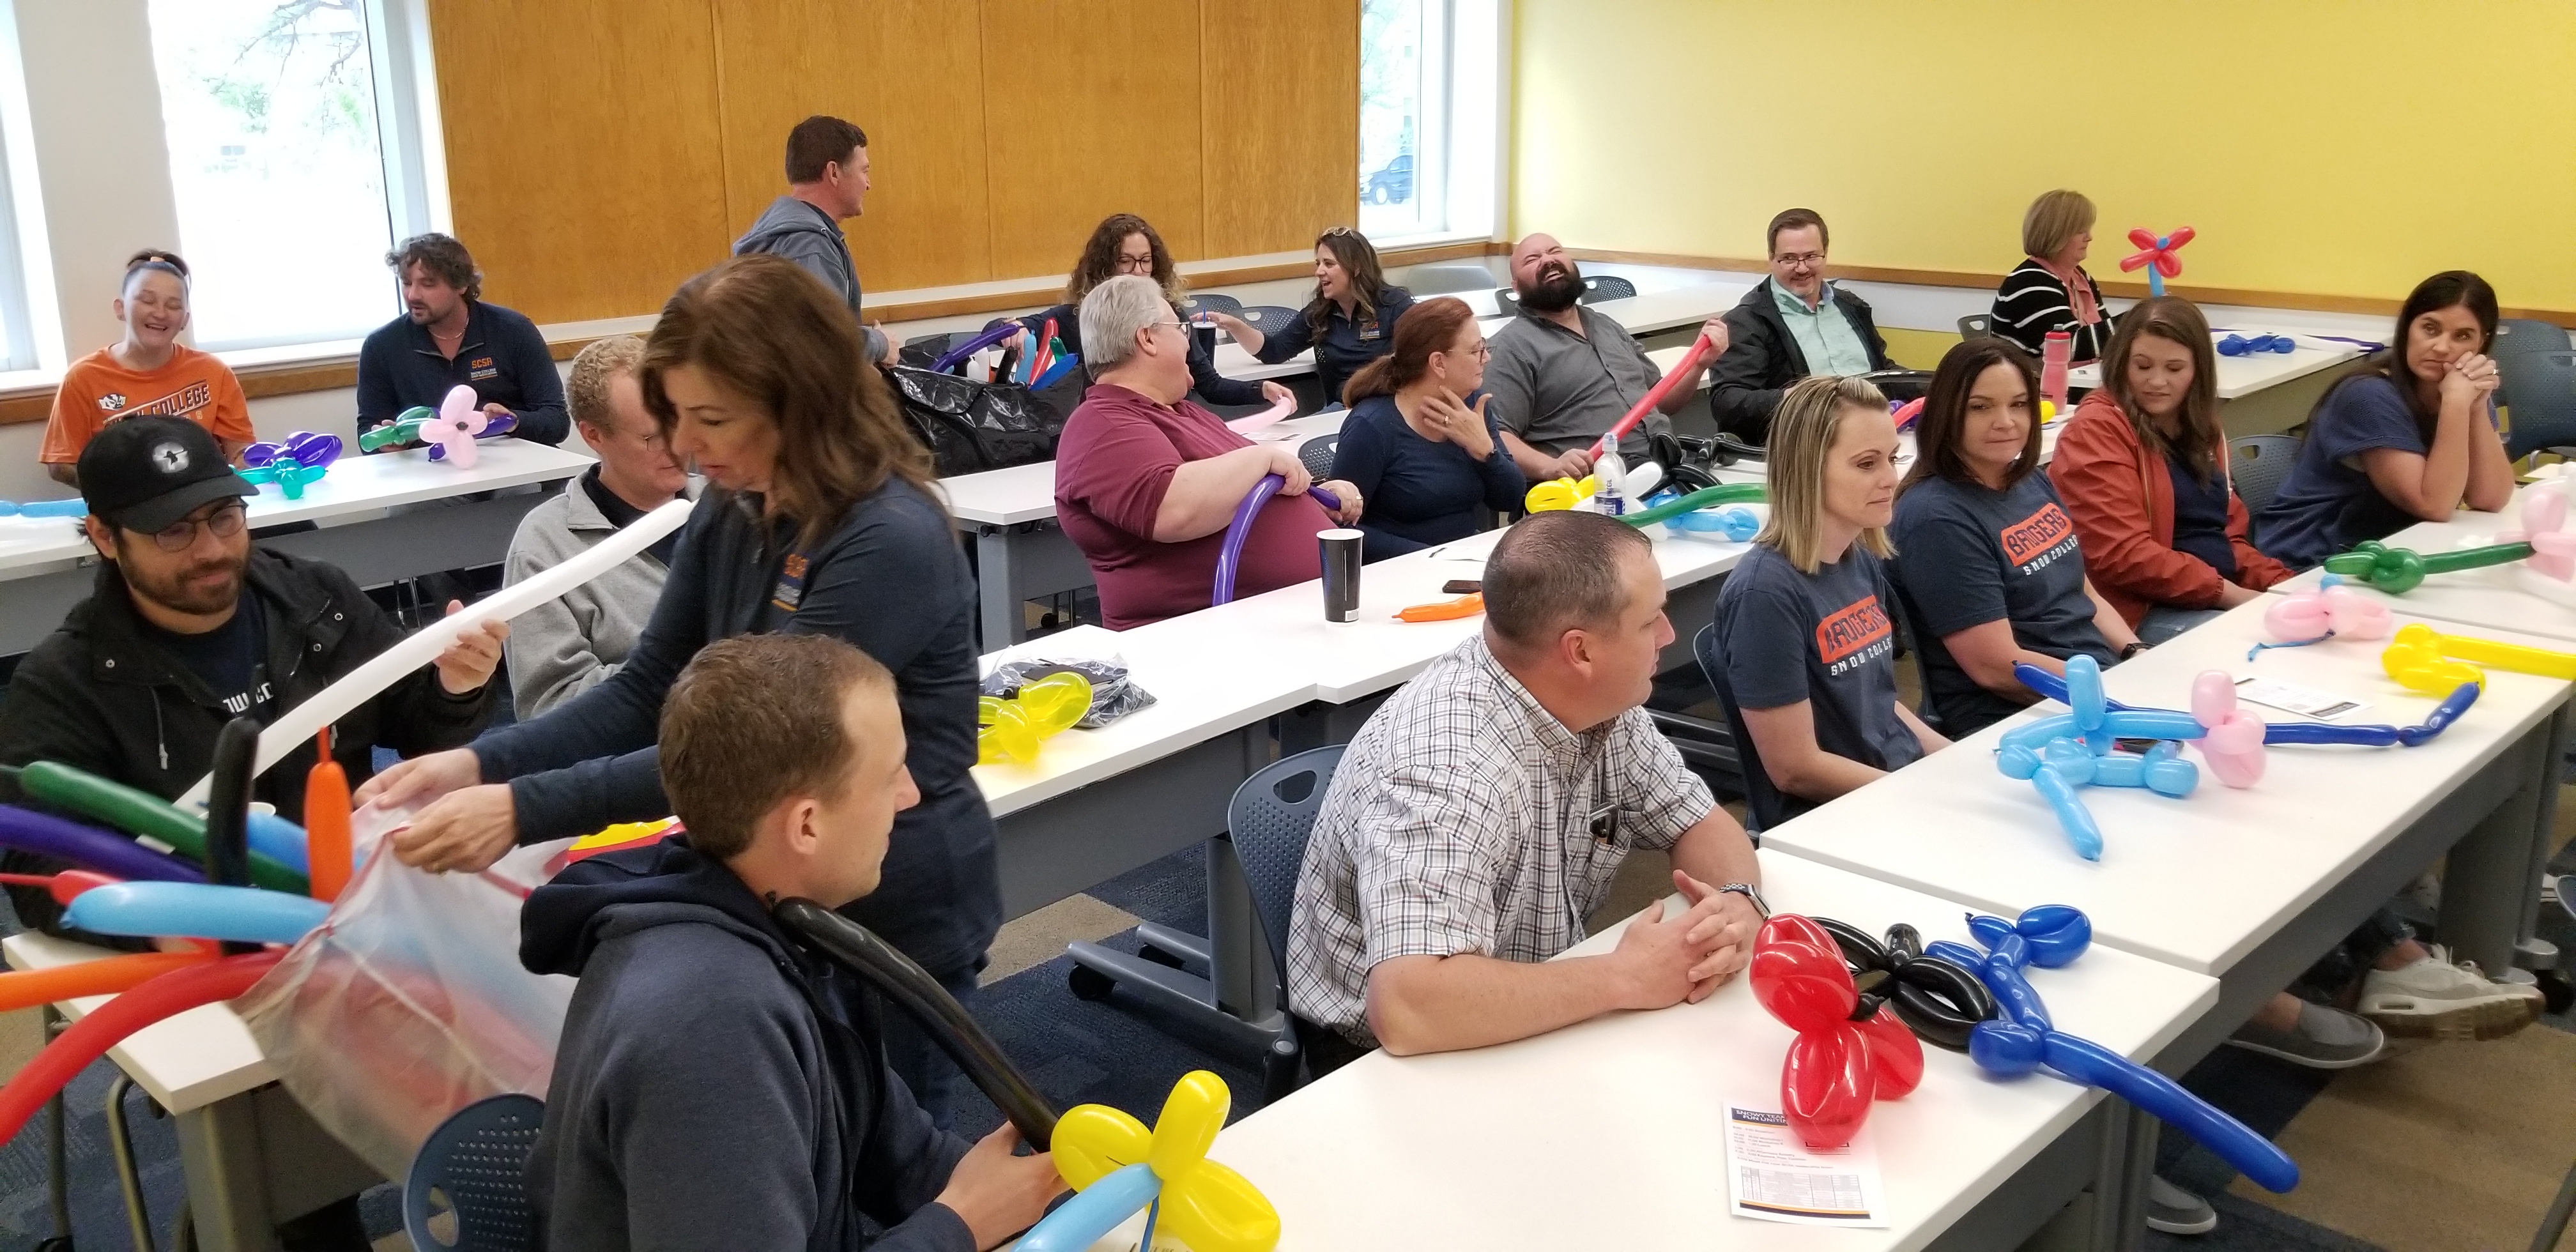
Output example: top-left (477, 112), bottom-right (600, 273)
top-left (1482, 305), bottom-right (1669, 461)
top-left (1287, 636), bottom-right (1717, 1043)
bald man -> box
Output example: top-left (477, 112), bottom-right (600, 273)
top-left (1482, 234), bottom-right (1726, 482)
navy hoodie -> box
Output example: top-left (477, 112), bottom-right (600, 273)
top-left (522, 839), bottom-right (975, 1252)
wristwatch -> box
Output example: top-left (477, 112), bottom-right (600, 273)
top-left (1717, 882), bottom-right (1770, 919)
top-left (2120, 641), bottom-right (2150, 660)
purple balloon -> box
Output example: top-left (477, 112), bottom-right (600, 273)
top-left (284, 431), bottom-right (342, 467)
top-left (1211, 476), bottom-right (1347, 607)
top-left (0, 805), bottom-right (206, 883)
top-left (931, 323), bottom-right (1023, 374)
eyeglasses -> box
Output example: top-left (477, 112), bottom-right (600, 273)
top-left (1775, 252), bottom-right (1826, 270)
top-left (1116, 254), bottom-right (1156, 272)
top-left (143, 501), bottom-right (246, 553)
top-left (1151, 319), bottom-right (1191, 339)
top-left (1322, 225), bottom-right (1358, 238)
top-left (1441, 342), bottom-right (1492, 361)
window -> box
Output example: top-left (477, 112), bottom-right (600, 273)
top-left (145, 0), bottom-right (429, 350)
top-left (1358, 0), bottom-right (1501, 243)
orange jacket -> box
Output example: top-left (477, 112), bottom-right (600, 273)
top-left (2048, 392), bottom-right (2292, 626)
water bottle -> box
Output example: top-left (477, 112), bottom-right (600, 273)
top-left (1593, 448), bottom-right (1627, 516)
top-left (2041, 331), bottom-right (2073, 418)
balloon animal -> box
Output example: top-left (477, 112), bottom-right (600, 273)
top-left (2119, 227), bottom-right (2195, 298)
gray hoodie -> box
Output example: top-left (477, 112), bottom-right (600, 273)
top-left (735, 195), bottom-right (890, 363)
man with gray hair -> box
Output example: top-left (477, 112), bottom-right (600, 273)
top-left (1289, 509), bottom-right (1761, 1071)
top-left (1053, 274), bottom-right (1363, 629)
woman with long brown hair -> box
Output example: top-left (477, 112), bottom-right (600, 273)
top-left (1216, 225), bottom-right (1415, 404)
top-left (1326, 296), bottom-right (1522, 558)
top-left (358, 254), bottom-right (999, 1124)
top-left (1023, 213), bottom-right (1288, 408)
top-left (2049, 296), bottom-right (2292, 643)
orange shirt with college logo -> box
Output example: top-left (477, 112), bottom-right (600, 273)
top-left (40, 345), bottom-right (254, 464)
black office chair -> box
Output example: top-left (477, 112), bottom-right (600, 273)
top-left (1580, 275), bottom-right (1637, 303)
top-left (2502, 351), bottom-right (2576, 463)
top-left (1066, 747), bottom-right (1345, 1101)
top-left (1492, 286), bottom-right (1521, 314)
top-left (1958, 314), bottom-right (1999, 340)
top-left (1186, 292), bottom-right (1245, 319)
top-left (1690, 623), bottom-right (1791, 833)
top-left (2492, 320), bottom-right (2570, 411)
top-left (1298, 435), bottom-right (1340, 482)
top-left (2227, 433), bottom-right (2304, 524)
top-left (405, 1094), bottom-right (544, 1251)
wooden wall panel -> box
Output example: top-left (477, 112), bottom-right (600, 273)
top-left (425, 0), bottom-right (731, 324)
top-left (979, 0), bottom-right (1205, 281)
top-left (1200, 0), bottom-right (1360, 259)
top-left (711, 0), bottom-right (993, 293)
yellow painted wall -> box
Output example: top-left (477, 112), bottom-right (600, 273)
top-left (1512, 1), bottom-right (2576, 316)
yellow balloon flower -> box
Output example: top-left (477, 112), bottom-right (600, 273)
top-left (1048, 1071), bottom-right (1280, 1252)
top-left (1524, 475), bottom-right (1598, 513)
top-left (2384, 622), bottom-right (2576, 692)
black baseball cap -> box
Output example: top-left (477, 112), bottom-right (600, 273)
top-left (77, 416), bottom-right (257, 533)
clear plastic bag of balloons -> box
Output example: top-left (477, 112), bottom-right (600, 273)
top-left (234, 802), bottom-right (576, 1179)
top-left (981, 656), bottom-right (1156, 729)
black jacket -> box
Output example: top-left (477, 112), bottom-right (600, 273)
top-left (0, 549), bottom-right (491, 932)
top-left (1708, 278), bottom-right (1896, 444)
top-left (522, 838), bottom-right (974, 1252)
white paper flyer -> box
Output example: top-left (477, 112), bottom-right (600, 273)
top-left (1724, 1100), bottom-right (1889, 1227)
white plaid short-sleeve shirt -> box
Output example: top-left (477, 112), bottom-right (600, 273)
top-left (1287, 636), bottom-right (1717, 1042)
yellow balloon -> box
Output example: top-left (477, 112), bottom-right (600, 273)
top-left (1159, 1158), bottom-right (1282, 1252)
top-left (1049, 1103), bottom-right (1151, 1190)
top-left (1523, 475), bottom-right (1598, 513)
top-left (2430, 625), bottom-right (2576, 680)
top-left (2382, 627), bottom-right (2485, 694)
top-left (1018, 671), bottom-right (1094, 736)
top-left (976, 699), bottom-right (1039, 765)
top-left (1147, 1070), bottom-right (1230, 1182)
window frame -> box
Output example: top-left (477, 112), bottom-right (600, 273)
top-left (1360, 0), bottom-right (1508, 249)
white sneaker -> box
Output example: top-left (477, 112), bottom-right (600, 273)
top-left (2358, 944), bottom-right (2543, 1040)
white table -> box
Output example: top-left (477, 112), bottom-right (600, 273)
top-left (5, 932), bottom-right (380, 1251)
top-left (1761, 595), bottom-right (2566, 1059)
top-left (1073, 851), bottom-right (2217, 1251)
top-left (0, 439), bottom-right (594, 655)
top-left (2066, 328), bottom-right (2361, 401)
top-left (2274, 478), bottom-right (2576, 645)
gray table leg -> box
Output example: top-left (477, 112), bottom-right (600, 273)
top-left (2512, 701), bottom-right (2573, 974)
top-left (2438, 710), bottom-right (2554, 975)
top-left (2110, 1108), bottom-right (2158, 1252)
top-left (1208, 835), bottom-right (1277, 1023)
top-left (171, 1085), bottom-right (383, 1252)
top-left (976, 528), bottom-right (1029, 650)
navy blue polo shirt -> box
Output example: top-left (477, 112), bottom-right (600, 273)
top-left (1251, 286), bottom-right (1414, 405)
top-left (355, 300), bottom-right (569, 447)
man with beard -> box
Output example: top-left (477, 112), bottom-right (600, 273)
top-left (1483, 233), bottom-right (1728, 482)
top-left (0, 416), bottom-right (505, 936)
top-left (356, 233), bottom-right (569, 447)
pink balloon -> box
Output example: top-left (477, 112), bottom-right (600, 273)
top-left (2264, 595), bottom-right (2330, 641)
top-left (423, 385), bottom-right (488, 468)
top-left (2189, 671), bottom-right (2238, 728)
top-left (2198, 716), bottom-right (2267, 788)
top-left (2320, 586), bottom-right (2391, 639)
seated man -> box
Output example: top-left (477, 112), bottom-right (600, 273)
top-left (1482, 233), bottom-right (1726, 482)
top-left (356, 233), bottom-right (568, 447)
top-left (523, 632), bottom-right (1063, 1251)
top-left (1708, 208), bottom-right (1896, 445)
top-left (503, 334), bottom-right (694, 715)
top-left (0, 415), bottom-right (502, 1251)
top-left (1053, 273), bottom-right (1363, 630)
top-left (1288, 510), bottom-right (1763, 1069)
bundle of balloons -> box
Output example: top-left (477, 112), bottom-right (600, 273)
top-left (2325, 478), bottom-right (2576, 597)
top-left (1618, 482), bottom-right (1767, 530)
top-left (0, 717), bottom-right (356, 1147)
top-left (976, 671), bottom-right (1094, 765)
top-left (774, 901), bottom-right (1279, 1251)
top-left (1752, 906), bottom-right (2299, 1192)
top-left (240, 431), bottom-right (343, 500)
top-left (2119, 226), bottom-right (2195, 298)
top-left (2003, 653), bottom-right (2477, 860)
top-left (1639, 492), bottom-right (1759, 541)
top-left (356, 385), bottom-right (518, 466)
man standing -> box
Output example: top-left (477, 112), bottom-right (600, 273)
top-left (1708, 208), bottom-right (1896, 445)
top-left (735, 114), bottom-right (898, 368)
top-left (356, 233), bottom-right (569, 447)
top-left (1483, 233), bottom-right (1727, 482)
top-left (1289, 510), bottom-right (1763, 1071)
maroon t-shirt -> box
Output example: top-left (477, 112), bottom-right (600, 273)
top-left (1054, 383), bottom-right (1330, 629)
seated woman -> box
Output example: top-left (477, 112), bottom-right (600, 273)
top-left (2257, 271), bottom-right (2513, 569)
top-left (1713, 375), bottom-right (1945, 825)
top-left (1054, 275), bottom-right (1362, 629)
top-left (42, 250), bottom-right (251, 487)
top-left (1211, 227), bottom-right (1413, 406)
top-left (1327, 297), bottom-right (1522, 560)
top-left (1891, 337), bottom-right (2139, 736)
top-left (1026, 213), bottom-right (1289, 411)
top-left (2050, 296), bottom-right (2293, 645)
top-left (1991, 189), bottom-right (2112, 365)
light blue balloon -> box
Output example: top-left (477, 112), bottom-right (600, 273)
top-left (0, 498), bottom-right (85, 518)
top-left (246, 812), bottom-right (309, 874)
top-left (2065, 653), bottom-right (2105, 734)
top-left (1013, 1163), bottom-right (1160, 1252)
top-left (2027, 763), bottom-right (2104, 861)
top-left (2096, 709), bottom-right (2204, 741)
top-left (66, 882), bottom-right (329, 945)
top-left (1998, 713), bottom-right (2081, 755)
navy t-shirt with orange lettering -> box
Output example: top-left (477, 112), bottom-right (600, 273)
top-left (1892, 472), bottom-right (2114, 735)
top-left (1713, 544), bottom-right (1922, 821)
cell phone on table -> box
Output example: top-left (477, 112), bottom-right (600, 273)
top-left (1443, 579), bottom-right (1482, 595)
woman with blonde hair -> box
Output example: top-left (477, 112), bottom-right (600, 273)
top-left (1992, 189), bottom-right (2113, 363)
top-left (357, 254), bottom-right (999, 1125)
top-left (1710, 374), bottom-right (1944, 826)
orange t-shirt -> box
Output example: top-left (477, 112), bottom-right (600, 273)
top-left (40, 345), bottom-right (254, 464)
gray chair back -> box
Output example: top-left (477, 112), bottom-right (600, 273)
top-left (405, 1094), bottom-right (544, 1251)
top-left (1238, 305), bottom-right (1301, 339)
top-left (1958, 314), bottom-right (1996, 340)
top-left (1298, 434), bottom-right (1340, 482)
top-left (1581, 275), bottom-right (1637, 303)
top-left (2493, 319), bottom-right (2572, 358)
top-left (1403, 263), bottom-right (1498, 296)
top-left (2503, 351), bottom-right (2576, 462)
top-left (2228, 434), bottom-right (2304, 519)
top-left (1691, 624), bottom-right (1788, 833)
top-left (1186, 292), bottom-right (1245, 319)
top-left (1229, 747), bottom-right (1346, 982)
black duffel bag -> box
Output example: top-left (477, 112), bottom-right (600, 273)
top-left (888, 365), bottom-right (1072, 478)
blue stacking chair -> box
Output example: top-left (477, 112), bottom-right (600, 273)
top-left (404, 1094), bottom-right (545, 1251)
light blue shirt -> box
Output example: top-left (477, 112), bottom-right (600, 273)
top-left (1771, 280), bottom-right (1877, 377)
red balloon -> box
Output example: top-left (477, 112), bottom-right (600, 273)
top-left (2126, 227), bottom-right (2160, 251)
top-left (1751, 915), bottom-right (1929, 1151)
top-left (0, 951), bottom-right (280, 1147)
top-left (2165, 225), bottom-right (2196, 248)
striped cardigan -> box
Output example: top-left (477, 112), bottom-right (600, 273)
top-left (1991, 259), bottom-right (2112, 363)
